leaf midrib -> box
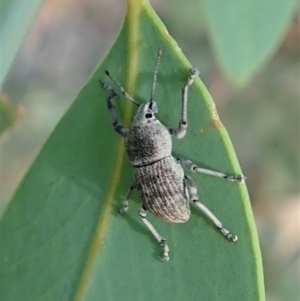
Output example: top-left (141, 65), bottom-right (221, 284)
top-left (72, 0), bottom-right (144, 299)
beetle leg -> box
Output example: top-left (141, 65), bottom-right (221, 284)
top-left (118, 183), bottom-right (136, 215)
top-left (100, 80), bottom-right (129, 137)
top-left (169, 68), bottom-right (199, 139)
top-left (185, 174), bottom-right (238, 243)
top-left (180, 158), bottom-right (246, 183)
top-left (139, 206), bottom-right (170, 262)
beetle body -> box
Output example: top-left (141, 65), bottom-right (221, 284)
top-left (100, 49), bottom-right (244, 261)
top-left (125, 103), bottom-right (190, 223)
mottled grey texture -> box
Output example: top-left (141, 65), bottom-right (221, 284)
top-left (126, 118), bottom-right (172, 166)
top-left (124, 104), bottom-right (191, 223)
top-left (134, 156), bottom-right (190, 223)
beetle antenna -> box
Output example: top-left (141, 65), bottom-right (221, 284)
top-left (150, 48), bottom-right (162, 106)
top-left (105, 70), bottom-right (139, 106)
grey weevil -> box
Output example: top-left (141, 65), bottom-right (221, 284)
top-left (100, 49), bottom-right (245, 262)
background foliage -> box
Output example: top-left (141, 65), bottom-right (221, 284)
top-left (1, 0), bottom-right (299, 300)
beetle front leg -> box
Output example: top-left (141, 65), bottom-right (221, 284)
top-left (99, 80), bottom-right (129, 138)
top-left (169, 68), bottom-right (199, 139)
top-left (139, 206), bottom-right (170, 262)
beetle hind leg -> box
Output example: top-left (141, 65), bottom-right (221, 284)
top-left (139, 206), bottom-right (170, 262)
top-left (118, 183), bottom-right (136, 215)
top-left (185, 174), bottom-right (238, 243)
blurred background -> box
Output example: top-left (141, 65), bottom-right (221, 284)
top-left (0, 0), bottom-right (299, 300)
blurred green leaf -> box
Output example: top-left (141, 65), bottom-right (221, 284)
top-left (0, 94), bottom-right (20, 136)
top-left (0, 0), bottom-right (264, 300)
top-left (0, 0), bottom-right (45, 86)
top-left (203, 0), bottom-right (296, 85)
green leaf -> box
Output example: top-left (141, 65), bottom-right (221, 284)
top-left (0, 0), bottom-right (45, 86)
top-left (0, 0), bottom-right (264, 300)
top-left (203, 0), bottom-right (296, 85)
top-left (0, 94), bottom-right (20, 137)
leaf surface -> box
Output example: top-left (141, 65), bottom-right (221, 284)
top-left (0, 1), bottom-right (264, 300)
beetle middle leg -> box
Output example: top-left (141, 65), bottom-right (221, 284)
top-left (180, 158), bottom-right (245, 183)
top-left (139, 206), bottom-right (170, 262)
top-left (169, 68), bottom-right (199, 139)
top-left (184, 174), bottom-right (238, 243)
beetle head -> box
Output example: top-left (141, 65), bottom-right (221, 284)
top-left (131, 101), bottom-right (158, 126)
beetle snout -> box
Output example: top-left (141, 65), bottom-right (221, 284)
top-left (149, 101), bottom-right (158, 113)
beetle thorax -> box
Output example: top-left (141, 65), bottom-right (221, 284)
top-left (125, 121), bottom-right (172, 166)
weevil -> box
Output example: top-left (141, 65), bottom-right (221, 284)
top-left (100, 49), bottom-right (245, 261)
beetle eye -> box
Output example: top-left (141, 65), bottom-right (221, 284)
top-left (145, 113), bottom-right (153, 119)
